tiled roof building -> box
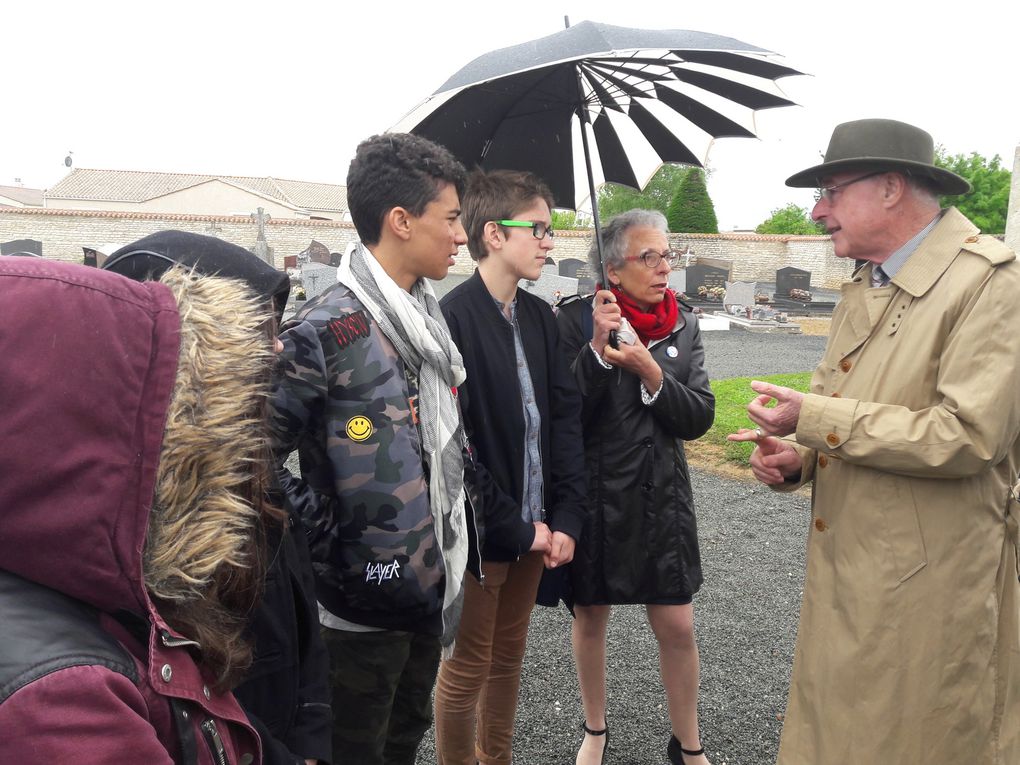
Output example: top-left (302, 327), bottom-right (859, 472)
top-left (0, 185), bottom-right (44, 208)
top-left (44, 168), bottom-right (347, 220)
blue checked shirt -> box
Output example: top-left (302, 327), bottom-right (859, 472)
top-left (495, 296), bottom-right (545, 523)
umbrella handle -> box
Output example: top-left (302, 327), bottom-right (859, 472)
top-left (602, 294), bottom-right (619, 349)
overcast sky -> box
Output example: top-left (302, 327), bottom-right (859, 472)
top-left (4, 0), bottom-right (1018, 230)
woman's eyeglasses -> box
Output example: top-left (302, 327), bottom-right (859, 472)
top-left (623, 249), bottom-right (680, 268)
top-left (495, 220), bottom-right (555, 240)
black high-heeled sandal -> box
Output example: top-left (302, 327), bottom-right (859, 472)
top-left (667, 734), bottom-right (704, 764)
top-left (579, 721), bottom-right (609, 765)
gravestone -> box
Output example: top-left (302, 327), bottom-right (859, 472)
top-left (300, 262), bottom-right (337, 299)
top-left (695, 256), bottom-right (732, 274)
top-left (668, 270), bottom-right (687, 295)
top-left (686, 263), bottom-right (729, 296)
top-left (723, 281), bottom-right (757, 310)
top-left (2, 238), bottom-right (43, 257)
top-left (298, 240), bottom-right (331, 265)
top-left (775, 267), bottom-right (811, 298)
top-left (558, 257), bottom-right (596, 293)
top-left (558, 258), bottom-right (590, 280)
top-left (81, 242), bottom-right (124, 268)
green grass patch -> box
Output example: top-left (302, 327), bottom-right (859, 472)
top-left (699, 372), bottom-right (812, 465)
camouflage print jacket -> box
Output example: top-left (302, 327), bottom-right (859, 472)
top-left (271, 282), bottom-right (480, 635)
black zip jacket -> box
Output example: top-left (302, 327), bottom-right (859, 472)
top-left (441, 270), bottom-right (588, 561)
top-left (233, 508), bottom-right (332, 765)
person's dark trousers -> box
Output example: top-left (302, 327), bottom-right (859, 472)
top-left (321, 627), bottom-right (442, 765)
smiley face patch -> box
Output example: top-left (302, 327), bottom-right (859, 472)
top-left (345, 416), bottom-right (374, 442)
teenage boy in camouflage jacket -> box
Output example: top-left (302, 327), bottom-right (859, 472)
top-left (271, 133), bottom-right (481, 765)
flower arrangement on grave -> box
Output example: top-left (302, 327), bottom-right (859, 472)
top-left (697, 285), bottom-right (726, 301)
top-left (789, 288), bottom-right (813, 301)
top-left (754, 292), bottom-right (771, 304)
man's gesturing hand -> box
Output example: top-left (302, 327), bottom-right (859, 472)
top-left (746, 380), bottom-right (804, 438)
top-left (727, 428), bottom-right (803, 485)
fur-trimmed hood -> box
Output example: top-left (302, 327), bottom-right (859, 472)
top-left (0, 257), bottom-right (272, 626)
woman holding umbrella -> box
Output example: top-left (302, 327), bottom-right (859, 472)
top-left (556, 209), bottom-right (714, 765)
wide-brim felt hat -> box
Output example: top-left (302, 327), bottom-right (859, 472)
top-left (103, 230), bottom-right (290, 324)
top-left (785, 118), bottom-right (971, 196)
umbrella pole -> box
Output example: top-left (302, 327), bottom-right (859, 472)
top-left (576, 98), bottom-right (617, 348)
top-left (576, 103), bottom-right (607, 288)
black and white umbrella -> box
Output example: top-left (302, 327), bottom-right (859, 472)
top-left (393, 20), bottom-right (803, 285)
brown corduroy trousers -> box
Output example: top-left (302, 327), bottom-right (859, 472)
top-left (433, 552), bottom-right (546, 765)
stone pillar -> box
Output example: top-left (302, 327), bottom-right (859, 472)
top-left (1006, 146), bottom-right (1020, 252)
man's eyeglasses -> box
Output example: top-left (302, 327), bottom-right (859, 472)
top-left (496, 220), bottom-right (554, 240)
top-left (623, 249), bottom-right (680, 269)
top-left (816, 171), bottom-right (885, 201)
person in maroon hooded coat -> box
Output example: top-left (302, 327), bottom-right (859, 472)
top-left (0, 256), bottom-right (277, 764)
top-left (103, 230), bottom-right (333, 765)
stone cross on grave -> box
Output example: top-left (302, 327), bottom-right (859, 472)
top-left (303, 269), bottom-right (325, 296)
top-left (251, 207), bottom-right (271, 239)
top-left (250, 207), bottom-right (274, 266)
top-left (682, 246), bottom-right (695, 269)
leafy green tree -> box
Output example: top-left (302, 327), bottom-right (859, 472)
top-left (550, 209), bottom-right (588, 230)
top-left (755, 203), bottom-right (826, 235)
top-left (666, 168), bottom-right (718, 233)
top-left (934, 148), bottom-right (1011, 234)
top-left (597, 164), bottom-right (691, 221)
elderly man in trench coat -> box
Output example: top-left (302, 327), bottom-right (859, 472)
top-left (730, 119), bottom-right (1020, 765)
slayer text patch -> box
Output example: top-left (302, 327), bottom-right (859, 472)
top-left (327, 310), bottom-right (371, 349)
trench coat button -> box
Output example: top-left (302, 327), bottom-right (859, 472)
top-left (965, 235), bottom-right (979, 243)
top-left (240, 755), bottom-right (254, 765)
top-left (160, 664), bottom-right (172, 683)
top-left (642, 481), bottom-right (654, 492)
top-left (830, 392), bottom-right (841, 398)
top-left (839, 360), bottom-right (852, 372)
top-left (642, 437), bottom-right (653, 447)
top-left (814, 518), bottom-right (827, 532)
top-left (826, 433), bottom-right (839, 446)
top-left (818, 455), bottom-right (829, 468)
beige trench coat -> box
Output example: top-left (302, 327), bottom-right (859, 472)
top-left (776, 208), bottom-right (1020, 765)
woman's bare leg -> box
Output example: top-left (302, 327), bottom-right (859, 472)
top-left (646, 604), bottom-right (711, 765)
top-left (572, 604), bottom-right (612, 765)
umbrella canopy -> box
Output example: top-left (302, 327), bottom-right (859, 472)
top-left (393, 21), bottom-right (803, 212)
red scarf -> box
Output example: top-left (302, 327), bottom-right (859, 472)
top-left (609, 285), bottom-right (679, 345)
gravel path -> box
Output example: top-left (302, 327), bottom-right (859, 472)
top-left (700, 330), bottom-right (828, 381)
top-left (409, 329), bottom-right (825, 764)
